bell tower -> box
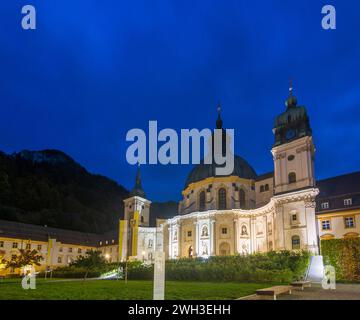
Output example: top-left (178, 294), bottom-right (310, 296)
top-left (118, 165), bottom-right (151, 261)
top-left (271, 83), bottom-right (315, 195)
top-left (271, 82), bottom-right (319, 254)
top-left (123, 165), bottom-right (150, 227)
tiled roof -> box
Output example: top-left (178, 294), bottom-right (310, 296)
top-left (0, 219), bottom-right (101, 246)
top-left (255, 172), bottom-right (274, 181)
top-left (316, 171), bottom-right (360, 214)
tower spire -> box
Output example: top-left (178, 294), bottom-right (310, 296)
top-left (216, 101), bottom-right (223, 129)
top-left (285, 78), bottom-right (297, 109)
top-left (130, 164), bottom-right (146, 198)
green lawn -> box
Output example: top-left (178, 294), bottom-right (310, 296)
top-left (0, 278), bottom-right (278, 300)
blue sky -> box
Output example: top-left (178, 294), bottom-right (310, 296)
top-left (0, 1), bottom-right (359, 201)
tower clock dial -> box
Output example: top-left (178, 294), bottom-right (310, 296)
top-left (285, 129), bottom-right (296, 141)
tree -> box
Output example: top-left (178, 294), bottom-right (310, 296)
top-left (70, 250), bottom-right (106, 279)
top-left (2, 249), bottom-right (43, 273)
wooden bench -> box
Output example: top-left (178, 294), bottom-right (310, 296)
top-left (290, 281), bottom-right (311, 291)
top-left (256, 285), bottom-right (292, 300)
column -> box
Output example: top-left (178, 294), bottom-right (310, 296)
top-left (274, 205), bottom-right (285, 250)
top-left (168, 226), bottom-right (172, 258)
top-left (194, 221), bottom-right (200, 257)
top-left (177, 223), bottom-right (181, 258)
top-left (210, 219), bottom-right (216, 255)
top-left (233, 218), bottom-right (238, 254)
top-left (250, 217), bottom-right (256, 253)
top-left (305, 200), bottom-right (319, 254)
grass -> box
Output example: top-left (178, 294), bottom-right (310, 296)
top-left (0, 278), bottom-right (279, 300)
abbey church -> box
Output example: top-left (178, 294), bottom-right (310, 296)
top-left (119, 86), bottom-right (359, 261)
top-left (1, 87), bottom-right (359, 273)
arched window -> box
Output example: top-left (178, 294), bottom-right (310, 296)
top-left (260, 185), bottom-right (264, 192)
top-left (264, 184), bottom-right (269, 191)
top-left (288, 172), bottom-right (296, 184)
top-left (199, 191), bottom-right (206, 212)
top-left (218, 188), bottom-right (227, 210)
top-left (239, 189), bottom-right (246, 209)
top-left (292, 235), bottom-right (300, 249)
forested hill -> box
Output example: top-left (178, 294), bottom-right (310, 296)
top-left (0, 150), bottom-right (178, 233)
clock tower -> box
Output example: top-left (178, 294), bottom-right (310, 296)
top-left (271, 84), bottom-right (315, 194)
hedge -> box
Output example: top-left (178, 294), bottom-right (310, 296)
top-left (49, 250), bottom-right (310, 282)
top-left (163, 250), bottom-right (310, 283)
top-left (321, 238), bottom-right (360, 281)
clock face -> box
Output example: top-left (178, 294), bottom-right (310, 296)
top-left (285, 129), bottom-right (296, 140)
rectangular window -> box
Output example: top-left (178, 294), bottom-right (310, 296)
top-left (321, 220), bottom-right (331, 230)
top-left (68, 247), bottom-right (72, 253)
top-left (58, 256), bottom-right (62, 263)
top-left (292, 214), bottom-right (297, 221)
top-left (37, 245), bottom-right (42, 251)
top-left (222, 227), bottom-right (227, 234)
top-left (26, 243), bottom-right (31, 250)
top-left (59, 247), bottom-right (63, 252)
top-left (344, 198), bottom-right (352, 206)
top-left (344, 217), bottom-right (355, 229)
top-left (321, 202), bottom-right (329, 209)
top-left (78, 248), bottom-right (82, 253)
top-left (0, 241), bottom-right (4, 248)
top-left (12, 242), bottom-right (18, 249)
top-left (187, 231), bottom-right (192, 237)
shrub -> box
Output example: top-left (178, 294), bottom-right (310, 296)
top-left (48, 250), bottom-right (310, 282)
top-left (163, 250), bottom-right (310, 283)
top-left (321, 238), bottom-right (360, 281)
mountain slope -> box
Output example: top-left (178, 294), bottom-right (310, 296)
top-left (0, 149), bottom-right (178, 233)
top-left (0, 150), bottom-right (129, 233)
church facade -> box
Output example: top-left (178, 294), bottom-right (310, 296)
top-left (1, 87), bottom-right (359, 275)
top-left (119, 87), bottom-right (320, 261)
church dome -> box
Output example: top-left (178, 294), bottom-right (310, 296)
top-left (184, 155), bottom-right (257, 188)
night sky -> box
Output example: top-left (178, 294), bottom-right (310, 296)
top-left (1, 1), bottom-right (359, 201)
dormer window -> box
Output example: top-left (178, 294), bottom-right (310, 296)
top-left (321, 202), bottom-right (329, 210)
top-left (344, 198), bottom-right (352, 206)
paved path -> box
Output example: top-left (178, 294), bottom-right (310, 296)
top-left (240, 283), bottom-right (360, 300)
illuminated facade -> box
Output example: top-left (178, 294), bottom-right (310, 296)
top-left (1, 87), bottom-right (359, 275)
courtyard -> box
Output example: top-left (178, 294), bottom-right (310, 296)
top-left (0, 279), bottom-right (278, 300)
top-left (1, 278), bottom-right (359, 300)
